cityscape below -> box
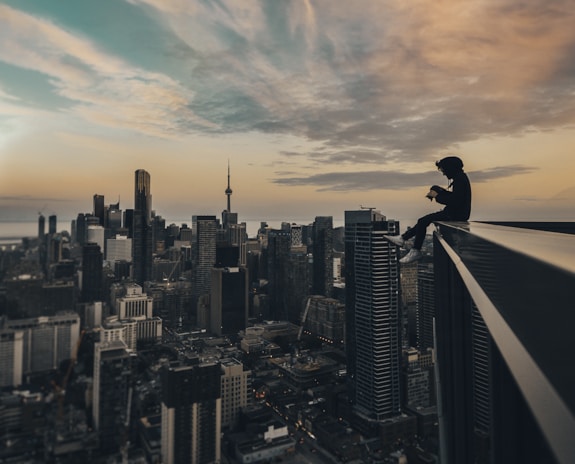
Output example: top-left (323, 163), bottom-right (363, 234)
top-left (0, 168), bottom-right (572, 464)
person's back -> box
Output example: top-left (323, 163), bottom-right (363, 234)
top-left (434, 163), bottom-right (471, 221)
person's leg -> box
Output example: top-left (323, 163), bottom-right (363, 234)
top-left (402, 226), bottom-right (417, 241)
top-left (411, 211), bottom-right (449, 249)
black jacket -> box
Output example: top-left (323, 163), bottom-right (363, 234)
top-left (433, 171), bottom-right (471, 220)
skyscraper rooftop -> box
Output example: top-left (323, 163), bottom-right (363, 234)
top-left (434, 221), bottom-right (575, 464)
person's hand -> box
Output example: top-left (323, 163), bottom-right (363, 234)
top-left (426, 189), bottom-right (438, 201)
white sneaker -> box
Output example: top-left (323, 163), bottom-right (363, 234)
top-left (399, 249), bottom-right (422, 264)
top-left (384, 235), bottom-right (405, 248)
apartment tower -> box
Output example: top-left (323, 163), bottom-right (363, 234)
top-left (161, 360), bottom-right (222, 464)
top-left (344, 209), bottom-right (401, 421)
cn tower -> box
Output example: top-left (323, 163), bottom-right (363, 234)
top-left (225, 160), bottom-right (232, 212)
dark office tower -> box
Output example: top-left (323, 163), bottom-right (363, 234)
top-left (70, 219), bottom-right (76, 244)
top-left (133, 170), bottom-right (152, 285)
top-left (93, 340), bottom-right (132, 454)
top-left (107, 201), bottom-right (122, 234)
top-left (82, 242), bottom-right (103, 303)
top-left (344, 209), bottom-right (401, 421)
top-left (313, 216), bottom-right (334, 297)
top-left (216, 245), bottom-right (240, 268)
top-left (266, 230), bottom-right (291, 321)
top-left (287, 248), bottom-right (311, 323)
top-left (47, 234), bottom-right (63, 266)
top-left (211, 266), bottom-right (248, 336)
top-left (93, 194), bottom-right (105, 226)
top-left (400, 261), bottom-right (418, 349)
top-left (75, 213), bottom-right (87, 245)
top-left (161, 361), bottom-right (222, 464)
top-left (416, 261), bottom-right (435, 351)
top-left (124, 209), bottom-right (134, 238)
top-left (48, 214), bottom-right (57, 234)
top-left (233, 223), bottom-right (248, 264)
top-left (192, 215), bottom-right (217, 305)
top-left (38, 214), bottom-right (45, 239)
top-left (152, 214), bottom-right (166, 253)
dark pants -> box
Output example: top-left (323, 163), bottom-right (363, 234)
top-left (402, 211), bottom-right (451, 250)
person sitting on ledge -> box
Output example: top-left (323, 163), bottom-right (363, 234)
top-left (385, 155), bottom-right (472, 264)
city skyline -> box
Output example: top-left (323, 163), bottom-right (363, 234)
top-left (1, 1), bottom-right (575, 227)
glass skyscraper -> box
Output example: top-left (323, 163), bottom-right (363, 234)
top-left (132, 169), bottom-right (152, 285)
top-left (344, 209), bottom-right (401, 421)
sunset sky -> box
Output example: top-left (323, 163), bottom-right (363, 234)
top-left (1, 0), bottom-right (574, 234)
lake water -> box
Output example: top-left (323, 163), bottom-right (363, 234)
top-left (0, 218), bottom-right (348, 245)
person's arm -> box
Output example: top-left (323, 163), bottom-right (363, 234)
top-left (435, 175), bottom-right (466, 208)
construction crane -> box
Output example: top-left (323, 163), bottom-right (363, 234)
top-left (162, 253), bottom-right (182, 285)
top-left (53, 329), bottom-right (85, 420)
top-left (121, 386), bottom-right (133, 464)
top-left (297, 297), bottom-right (312, 341)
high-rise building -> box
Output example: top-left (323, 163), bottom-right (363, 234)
top-left (161, 360), bottom-right (222, 464)
top-left (400, 261), bottom-right (418, 348)
top-left (210, 266), bottom-right (248, 336)
top-left (402, 348), bottom-right (433, 409)
top-left (87, 225), bottom-right (105, 253)
top-left (117, 283), bottom-right (153, 320)
top-left (286, 247), bottom-right (311, 323)
top-left (112, 283), bottom-right (161, 347)
top-left (93, 340), bottom-right (132, 453)
top-left (93, 194), bottom-right (105, 226)
top-left (45, 233), bottom-right (63, 270)
top-left (107, 201), bottom-right (122, 234)
top-left (146, 281), bottom-right (193, 329)
top-left (5, 313), bottom-right (80, 375)
top-left (0, 330), bottom-right (24, 387)
top-left (313, 216), bottom-right (334, 297)
top-left (266, 230), bottom-right (291, 321)
top-left (38, 214), bottom-right (45, 240)
top-left (124, 209), bottom-right (134, 238)
top-left (433, 221), bottom-right (575, 464)
top-left (106, 235), bottom-right (132, 264)
top-left (416, 262), bottom-right (435, 351)
top-left (220, 358), bottom-right (251, 430)
top-left (344, 209), bottom-right (401, 421)
top-left (288, 223), bottom-right (303, 247)
top-left (75, 213), bottom-right (87, 245)
top-left (152, 213), bottom-right (166, 253)
top-left (228, 223), bottom-right (247, 266)
top-left (48, 214), bottom-right (57, 234)
top-left (81, 242), bottom-right (103, 303)
top-left (301, 295), bottom-right (345, 345)
top-left (192, 215), bottom-right (217, 306)
top-left (133, 169), bottom-right (153, 285)
top-left (80, 301), bottom-right (103, 329)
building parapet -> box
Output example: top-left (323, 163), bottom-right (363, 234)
top-left (434, 221), bottom-right (575, 464)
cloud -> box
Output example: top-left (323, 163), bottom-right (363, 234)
top-left (0, 195), bottom-right (72, 202)
top-left (280, 148), bottom-right (390, 164)
top-left (0, 4), bottom-right (215, 138)
top-left (468, 165), bottom-right (538, 183)
top-left (128, 0), bottom-right (575, 162)
top-left (273, 165), bottom-right (537, 192)
top-left (3, 0), bottom-right (575, 164)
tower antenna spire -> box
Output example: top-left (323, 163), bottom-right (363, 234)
top-left (225, 159), bottom-right (233, 212)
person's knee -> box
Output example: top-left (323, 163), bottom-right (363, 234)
top-left (417, 216), bottom-right (433, 227)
